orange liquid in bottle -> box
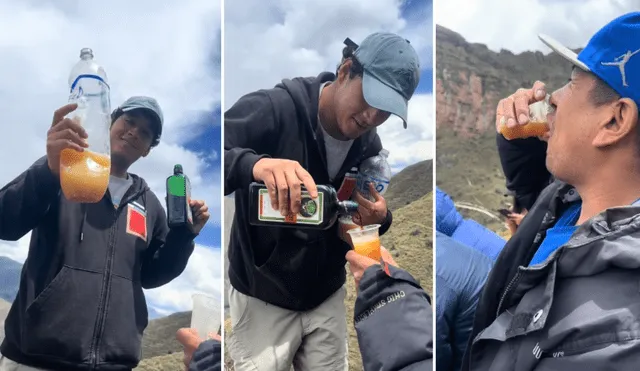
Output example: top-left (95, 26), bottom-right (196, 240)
top-left (60, 149), bottom-right (111, 203)
top-left (353, 238), bottom-right (382, 261)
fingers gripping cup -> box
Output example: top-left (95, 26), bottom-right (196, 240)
top-left (347, 224), bottom-right (382, 261)
top-left (499, 95), bottom-right (553, 140)
top-left (190, 293), bottom-right (221, 339)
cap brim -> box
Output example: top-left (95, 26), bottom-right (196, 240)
top-left (121, 106), bottom-right (162, 124)
top-left (121, 105), bottom-right (163, 136)
top-left (362, 71), bottom-right (409, 129)
top-left (538, 34), bottom-right (591, 72)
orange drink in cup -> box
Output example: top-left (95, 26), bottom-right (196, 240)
top-left (347, 224), bottom-right (382, 261)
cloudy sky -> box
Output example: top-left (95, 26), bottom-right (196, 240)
top-left (0, 0), bottom-right (221, 318)
top-left (225, 0), bottom-right (434, 173)
top-left (437, 0), bottom-right (639, 54)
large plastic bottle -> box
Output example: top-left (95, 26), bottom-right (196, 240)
top-left (60, 48), bottom-right (112, 203)
top-left (356, 149), bottom-right (392, 200)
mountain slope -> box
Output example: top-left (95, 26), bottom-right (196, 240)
top-left (141, 311), bottom-right (191, 359)
top-left (384, 159), bottom-right (433, 211)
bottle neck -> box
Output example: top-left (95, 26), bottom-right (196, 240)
top-left (337, 200), bottom-right (359, 215)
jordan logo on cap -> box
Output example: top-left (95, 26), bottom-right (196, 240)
top-left (601, 48), bottom-right (640, 87)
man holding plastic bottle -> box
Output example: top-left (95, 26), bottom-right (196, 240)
top-left (225, 32), bottom-right (420, 370)
top-left (0, 96), bottom-right (210, 371)
top-left (463, 12), bottom-right (640, 370)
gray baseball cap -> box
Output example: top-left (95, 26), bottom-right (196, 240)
top-left (350, 32), bottom-right (421, 128)
top-left (118, 96), bottom-right (164, 140)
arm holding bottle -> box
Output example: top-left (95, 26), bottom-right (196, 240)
top-left (351, 182), bottom-right (393, 235)
top-left (140, 197), bottom-right (209, 289)
top-left (0, 103), bottom-right (87, 240)
top-left (224, 91), bottom-right (319, 215)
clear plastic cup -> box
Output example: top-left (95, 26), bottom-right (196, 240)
top-left (347, 224), bottom-right (382, 261)
top-left (528, 95), bottom-right (553, 124)
top-left (190, 293), bottom-right (221, 339)
top-left (499, 95), bottom-right (552, 140)
top-left (339, 216), bottom-right (361, 246)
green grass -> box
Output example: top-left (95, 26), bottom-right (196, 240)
top-left (436, 127), bottom-right (511, 234)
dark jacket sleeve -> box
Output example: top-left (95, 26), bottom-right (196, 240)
top-left (354, 264), bottom-right (433, 371)
top-left (224, 91), bottom-right (280, 195)
top-left (496, 133), bottom-right (551, 210)
top-left (188, 339), bottom-right (222, 371)
top-left (0, 156), bottom-right (60, 241)
top-left (379, 209), bottom-right (393, 236)
top-left (140, 193), bottom-right (197, 289)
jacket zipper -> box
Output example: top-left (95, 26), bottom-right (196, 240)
top-left (88, 188), bottom-right (145, 369)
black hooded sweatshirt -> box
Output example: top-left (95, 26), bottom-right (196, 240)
top-left (0, 156), bottom-right (197, 371)
top-left (224, 72), bottom-right (393, 311)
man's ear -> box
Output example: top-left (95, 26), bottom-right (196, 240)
top-left (142, 147), bottom-right (151, 157)
top-left (336, 59), bottom-right (352, 83)
top-left (591, 98), bottom-right (639, 148)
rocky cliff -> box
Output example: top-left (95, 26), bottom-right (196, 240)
top-left (436, 25), bottom-right (581, 232)
top-left (435, 24), bottom-right (576, 137)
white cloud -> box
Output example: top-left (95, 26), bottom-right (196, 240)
top-left (225, 0), bottom-right (433, 170)
top-left (0, 0), bottom-right (221, 317)
top-left (144, 245), bottom-right (222, 317)
top-left (379, 93), bottom-right (433, 173)
top-left (436, 0), bottom-right (638, 54)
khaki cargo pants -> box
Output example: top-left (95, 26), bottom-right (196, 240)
top-left (228, 286), bottom-right (349, 371)
top-left (0, 356), bottom-right (48, 371)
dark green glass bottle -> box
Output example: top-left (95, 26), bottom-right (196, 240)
top-left (248, 182), bottom-right (359, 230)
top-left (166, 164), bottom-right (193, 231)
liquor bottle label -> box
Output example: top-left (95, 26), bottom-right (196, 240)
top-left (257, 188), bottom-right (324, 225)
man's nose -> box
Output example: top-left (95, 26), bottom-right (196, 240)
top-left (362, 107), bottom-right (381, 125)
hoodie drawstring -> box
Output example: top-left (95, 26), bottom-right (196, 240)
top-left (80, 203), bottom-right (87, 242)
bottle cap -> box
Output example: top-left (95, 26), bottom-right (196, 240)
top-left (174, 164), bottom-right (183, 175)
top-left (379, 149), bottom-right (389, 157)
top-left (80, 48), bottom-right (94, 59)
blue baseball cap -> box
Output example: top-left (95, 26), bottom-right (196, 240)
top-left (538, 12), bottom-right (640, 107)
top-left (348, 32), bottom-right (421, 128)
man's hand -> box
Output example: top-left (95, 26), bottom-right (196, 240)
top-left (346, 246), bottom-right (397, 288)
top-left (252, 158), bottom-right (318, 216)
top-left (189, 200), bottom-right (210, 234)
top-left (46, 103), bottom-right (88, 176)
top-left (176, 328), bottom-right (221, 371)
top-left (352, 183), bottom-right (388, 226)
top-left (496, 80), bottom-right (547, 132)
top-left (507, 210), bottom-right (527, 226)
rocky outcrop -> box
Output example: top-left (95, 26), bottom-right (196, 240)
top-left (435, 25), bottom-right (577, 137)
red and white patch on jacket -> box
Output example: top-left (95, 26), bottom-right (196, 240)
top-left (126, 201), bottom-right (147, 241)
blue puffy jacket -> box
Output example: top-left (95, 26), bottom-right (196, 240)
top-left (435, 188), bottom-right (506, 261)
top-left (436, 232), bottom-right (493, 371)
